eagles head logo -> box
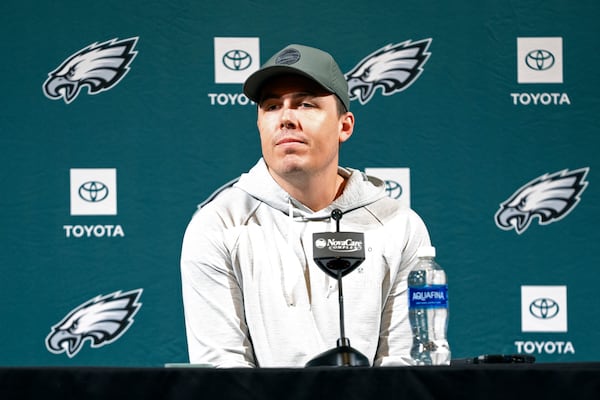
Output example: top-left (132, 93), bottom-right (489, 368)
top-left (495, 168), bottom-right (589, 234)
top-left (46, 289), bottom-right (142, 357)
top-left (43, 37), bottom-right (138, 104)
top-left (345, 39), bottom-right (432, 105)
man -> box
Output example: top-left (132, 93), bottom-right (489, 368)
top-left (180, 44), bottom-right (431, 367)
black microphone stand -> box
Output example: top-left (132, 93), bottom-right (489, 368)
top-left (305, 210), bottom-right (369, 367)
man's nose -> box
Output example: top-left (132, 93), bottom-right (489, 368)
top-left (280, 107), bottom-right (297, 129)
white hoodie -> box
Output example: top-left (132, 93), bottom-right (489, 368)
top-left (181, 158), bottom-right (431, 367)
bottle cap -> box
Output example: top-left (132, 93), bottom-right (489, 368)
top-left (417, 246), bottom-right (436, 258)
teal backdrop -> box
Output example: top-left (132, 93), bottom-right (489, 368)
top-left (1, 0), bottom-right (599, 366)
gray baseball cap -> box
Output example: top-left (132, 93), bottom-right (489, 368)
top-left (243, 44), bottom-right (350, 111)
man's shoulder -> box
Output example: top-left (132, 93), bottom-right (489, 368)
top-left (199, 185), bottom-right (254, 211)
top-left (366, 196), bottom-right (424, 223)
top-left (189, 185), bottom-right (261, 227)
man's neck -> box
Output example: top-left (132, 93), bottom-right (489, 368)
top-left (270, 167), bottom-right (346, 212)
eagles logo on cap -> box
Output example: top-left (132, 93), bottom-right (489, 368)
top-left (275, 49), bottom-right (301, 65)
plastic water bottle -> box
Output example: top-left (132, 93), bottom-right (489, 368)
top-left (408, 246), bottom-right (451, 365)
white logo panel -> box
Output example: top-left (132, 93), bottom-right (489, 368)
top-left (365, 168), bottom-right (411, 208)
top-left (517, 37), bottom-right (563, 83)
top-left (70, 168), bottom-right (117, 216)
top-left (214, 37), bottom-right (260, 83)
top-left (521, 285), bottom-right (567, 332)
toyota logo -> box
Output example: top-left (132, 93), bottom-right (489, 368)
top-left (222, 49), bottom-right (252, 71)
top-left (525, 49), bottom-right (555, 71)
top-left (78, 181), bottom-right (109, 202)
top-left (529, 298), bottom-right (559, 319)
top-left (384, 180), bottom-right (403, 200)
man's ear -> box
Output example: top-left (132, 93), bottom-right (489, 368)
top-left (339, 112), bottom-right (355, 143)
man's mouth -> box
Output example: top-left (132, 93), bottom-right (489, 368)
top-left (276, 136), bottom-right (305, 146)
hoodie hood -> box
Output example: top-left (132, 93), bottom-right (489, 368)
top-left (233, 158), bottom-right (387, 219)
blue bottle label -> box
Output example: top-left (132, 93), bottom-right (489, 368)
top-left (409, 285), bottom-right (448, 309)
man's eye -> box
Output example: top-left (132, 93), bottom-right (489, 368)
top-left (300, 102), bottom-right (315, 108)
top-left (261, 103), bottom-right (278, 111)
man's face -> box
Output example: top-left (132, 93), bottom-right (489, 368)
top-left (256, 74), bottom-right (353, 181)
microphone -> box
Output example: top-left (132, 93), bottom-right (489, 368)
top-left (306, 209), bottom-right (369, 367)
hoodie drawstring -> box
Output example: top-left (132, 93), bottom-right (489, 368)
top-left (282, 198), bottom-right (301, 306)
